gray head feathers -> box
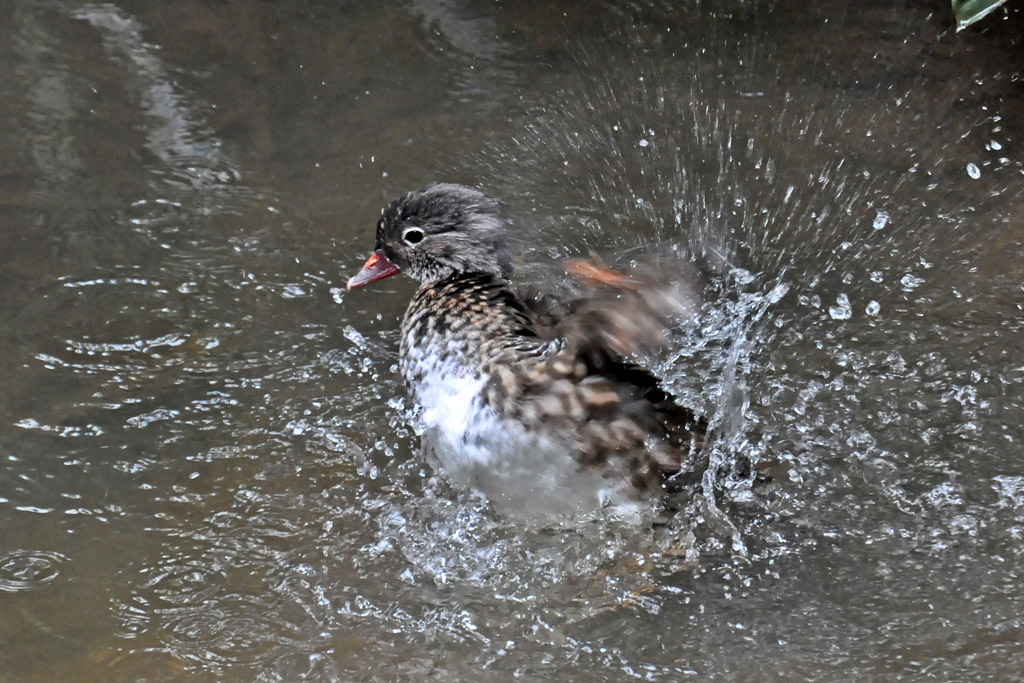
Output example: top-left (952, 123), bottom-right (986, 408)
top-left (375, 184), bottom-right (514, 283)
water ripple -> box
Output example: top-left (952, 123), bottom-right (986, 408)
top-left (0, 549), bottom-right (69, 592)
top-left (157, 593), bottom-right (294, 667)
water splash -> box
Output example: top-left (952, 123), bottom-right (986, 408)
top-left (450, 8), bottom-right (1024, 568)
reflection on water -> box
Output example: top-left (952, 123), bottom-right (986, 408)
top-left (1, 0), bottom-right (1023, 680)
top-left (72, 3), bottom-right (239, 190)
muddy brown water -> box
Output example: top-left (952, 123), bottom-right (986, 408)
top-left (2, 1), bottom-right (1023, 680)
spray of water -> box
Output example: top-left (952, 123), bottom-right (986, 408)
top-left (455, 14), bottom-right (1023, 563)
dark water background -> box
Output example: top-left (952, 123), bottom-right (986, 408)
top-left (2, 1), bottom-right (1023, 680)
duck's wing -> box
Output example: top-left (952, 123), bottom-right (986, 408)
top-left (506, 260), bottom-right (708, 491)
top-left (520, 259), bottom-right (699, 361)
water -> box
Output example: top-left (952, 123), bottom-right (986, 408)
top-left (2, 1), bottom-right (1023, 680)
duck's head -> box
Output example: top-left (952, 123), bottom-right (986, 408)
top-left (347, 184), bottom-right (514, 289)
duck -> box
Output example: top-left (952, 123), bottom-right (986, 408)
top-left (346, 183), bottom-right (707, 518)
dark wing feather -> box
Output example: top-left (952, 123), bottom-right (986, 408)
top-left (512, 261), bottom-right (708, 492)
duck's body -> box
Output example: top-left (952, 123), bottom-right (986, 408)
top-left (348, 184), bottom-right (706, 517)
top-left (398, 273), bottom-right (552, 479)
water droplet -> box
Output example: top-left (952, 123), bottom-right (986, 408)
top-left (799, 294), bottom-right (822, 309)
top-left (281, 283), bottom-right (307, 299)
top-left (966, 163), bottom-right (981, 179)
top-left (829, 293), bottom-right (852, 320)
top-left (731, 268), bottom-right (754, 285)
top-left (990, 140), bottom-right (1003, 150)
top-left (900, 273), bottom-right (924, 291)
top-left (766, 282), bottom-right (790, 303)
top-left (865, 301), bottom-right (880, 316)
top-left (638, 139), bottom-right (649, 148)
top-left (872, 211), bottom-right (889, 230)
top-left (342, 325), bottom-right (367, 349)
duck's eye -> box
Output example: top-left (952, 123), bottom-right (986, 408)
top-left (402, 227), bottom-right (425, 245)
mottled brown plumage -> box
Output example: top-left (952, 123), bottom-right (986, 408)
top-left (348, 184), bottom-right (707, 511)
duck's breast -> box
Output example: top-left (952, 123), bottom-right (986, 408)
top-left (401, 340), bottom-right (510, 468)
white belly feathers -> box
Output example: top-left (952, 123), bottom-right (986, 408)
top-left (400, 342), bottom-right (641, 521)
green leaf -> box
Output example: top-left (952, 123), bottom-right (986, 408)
top-left (952, 0), bottom-right (1009, 30)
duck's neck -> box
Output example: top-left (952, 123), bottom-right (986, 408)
top-left (403, 273), bottom-right (532, 343)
